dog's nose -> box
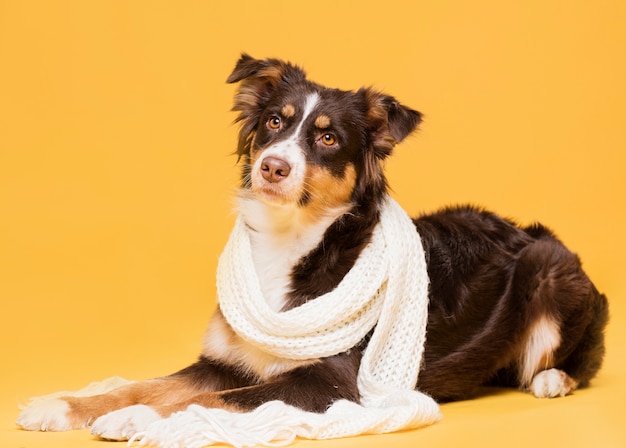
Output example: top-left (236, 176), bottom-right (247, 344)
top-left (260, 156), bottom-right (291, 183)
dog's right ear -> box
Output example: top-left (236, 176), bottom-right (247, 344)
top-left (227, 54), bottom-right (307, 157)
top-left (227, 54), bottom-right (307, 84)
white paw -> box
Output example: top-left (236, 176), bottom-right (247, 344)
top-left (91, 405), bottom-right (162, 441)
top-left (16, 377), bottom-right (134, 432)
top-left (530, 368), bottom-right (577, 398)
top-left (16, 397), bottom-right (72, 431)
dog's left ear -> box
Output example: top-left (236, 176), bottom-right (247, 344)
top-left (226, 54), bottom-right (307, 114)
top-left (361, 88), bottom-right (422, 159)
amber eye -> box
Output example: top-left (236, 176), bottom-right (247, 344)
top-left (267, 116), bottom-right (281, 130)
top-left (321, 133), bottom-right (337, 146)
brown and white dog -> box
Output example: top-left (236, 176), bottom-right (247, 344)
top-left (17, 54), bottom-right (609, 441)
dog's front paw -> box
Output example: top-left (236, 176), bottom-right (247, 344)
top-left (17, 397), bottom-right (74, 431)
top-left (91, 405), bottom-right (162, 441)
top-left (17, 377), bottom-right (134, 432)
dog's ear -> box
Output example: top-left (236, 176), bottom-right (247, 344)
top-left (227, 54), bottom-right (307, 157)
top-left (361, 88), bottom-right (422, 159)
top-left (227, 54), bottom-right (305, 84)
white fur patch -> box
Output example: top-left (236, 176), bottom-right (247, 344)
top-left (91, 404), bottom-right (162, 441)
top-left (530, 368), bottom-right (577, 398)
top-left (240, 198), bottom-right (344, 312)
top-left (17, 376), bottom-right (133, 431)
top-left (519, 316), bottom-right (561, 386)
top-left (16, 397), bottom-right (72, 431)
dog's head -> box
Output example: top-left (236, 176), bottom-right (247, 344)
top-left (227, 54), bottom-right (421, 216)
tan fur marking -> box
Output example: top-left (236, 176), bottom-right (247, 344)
top-left (64, 377), bottom-right (206, 426)
top-left (281, 104), bottom-right (295, 118)
top-left (202, 311), bottom-right (318, 380)
top-left (258, 66), bottom-right (284, 80)
top-left (363, 89), bottom-right (397, 152)
top-left (314, 114), bottom-right (331, 129)
top-left (302, 163), bottom-right (357, 222)
top-left (234, 90), bottom-right (259, 109)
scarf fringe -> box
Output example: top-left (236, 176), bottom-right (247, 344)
top-left (133, 392), bottom-right (441, 448)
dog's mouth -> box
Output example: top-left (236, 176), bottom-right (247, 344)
top-left (251, 180), bottom-right (303, 206)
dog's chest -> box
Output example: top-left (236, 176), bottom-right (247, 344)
top-left (248, 224), bottom-right (323, 311)
top-left (201, 207), bottom-right (333, 380)
top-left (199, 200), bottom-right (348, 380)
top-left (240, 198), bottom-right (341, 311)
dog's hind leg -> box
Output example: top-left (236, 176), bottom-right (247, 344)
top-left (513, 226), bottom-right (608, 398)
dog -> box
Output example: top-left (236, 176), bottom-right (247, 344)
top-left (17, 54), bottom-right (609, 441)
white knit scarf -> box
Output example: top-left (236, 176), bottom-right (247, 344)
top-left (135, 196), bottom-right (440, 448)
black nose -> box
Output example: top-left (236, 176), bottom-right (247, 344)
top-left (260, 156), bottom-right (291, 183)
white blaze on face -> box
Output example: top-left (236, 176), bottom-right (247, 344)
top-left (250, 93), bottom-right (320, 204)
top-left (241, 93), bottom-right (343, 314)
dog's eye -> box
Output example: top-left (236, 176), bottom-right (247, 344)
top-left (267, 116), bottom-right (281, 130)
top-left (320, 133), bottom-right (337, 146)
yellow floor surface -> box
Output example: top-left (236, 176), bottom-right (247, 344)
top-left (2, 1), bottom-right (626, 447)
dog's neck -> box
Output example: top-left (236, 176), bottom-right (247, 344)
top-left (237, 194), bottom-right (351, 312)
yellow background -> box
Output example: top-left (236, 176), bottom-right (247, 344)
top-left (1, 1), bottom-right (625, 447)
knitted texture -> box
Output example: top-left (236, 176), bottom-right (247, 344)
top-left (135, 196), bottom-right (440, 447)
